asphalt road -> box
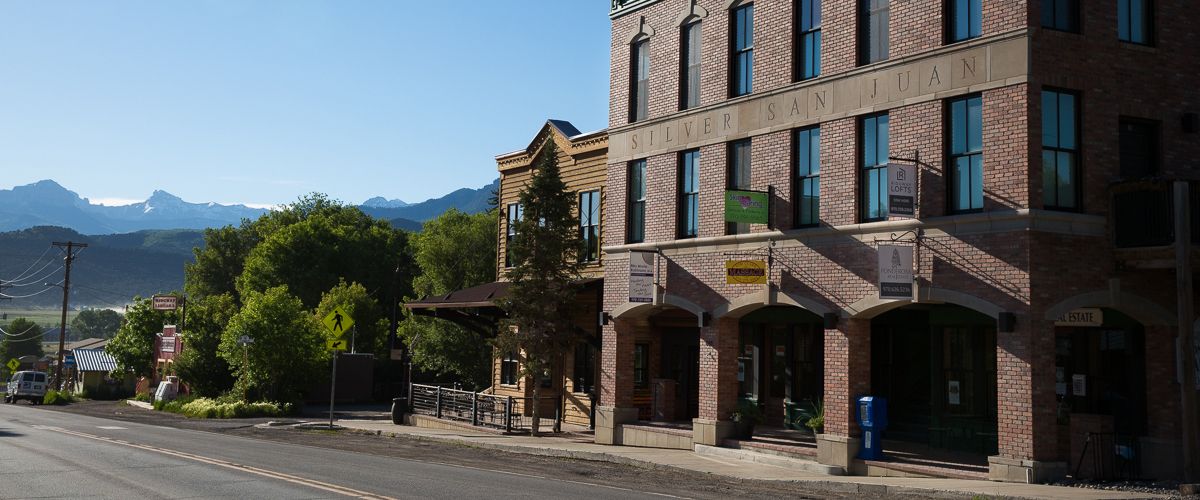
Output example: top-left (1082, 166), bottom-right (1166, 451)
top-left (0, 403), bottom-right (671, 500)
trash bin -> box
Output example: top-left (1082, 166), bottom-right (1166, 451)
top-left (391, 397), bottom-right (408, 425)
top-left (857, 396), bottom-right (888, 460)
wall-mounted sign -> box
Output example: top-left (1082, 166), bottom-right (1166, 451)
top-left (887, 163), bottom-right (916, 218)
top-left (725, 260), bottom-right (767, 285)
top-left (152, 295), bottom-right (179, 311)
top-left (877, 245), bottom-right (913, 299)
top-left (1072, 374), bottom-right (1087, 396)
top-left (1054, 308), bottom-right (1103, 327)
top-left (628, 251), bottom-right (656, 303)
top-left (724, 190), bottom-right (770, 224)
top-left (948, 380), bottom-right (961, 405)
top-left (161, 337), bottom-right (176, 353)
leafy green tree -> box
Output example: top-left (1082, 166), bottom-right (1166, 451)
top-left (185, 225), bottom-right (258, 303)
top-left (495, 141), bottom-right (584, 435)
top-left (70, 308), bottom-right (124, 340)
top-left (314, 281), bottom-right (387, 358)
top-left (107, 296), bottom-right (179, 377)
top-left (398, 314), bottom-right (491, 390)
top-left (220, 286), bottom-right (324, 403)
top-left (174, 294), bottom-right (237, 397)
top-left (2, 318), bottom-right (45, 378)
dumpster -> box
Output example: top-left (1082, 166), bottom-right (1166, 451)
top-left (857, 396), bottom-right (888, 460)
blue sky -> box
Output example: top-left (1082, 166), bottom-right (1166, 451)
top-left (0, 1), bottom-right (611, 207)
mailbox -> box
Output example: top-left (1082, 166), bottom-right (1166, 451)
top-left (857, 396), bottom-right (888, 460)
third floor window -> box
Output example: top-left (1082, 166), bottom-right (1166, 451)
top-left (796, 0), bottom-right (821, 80)
top-left (630, 39), bottom-right (650, 122)
top-left (859, 0), bottom-right (889, 65)
top-left (1118, 0), bottom-right (1153, 45)
top-left (681, 22), bottom-right (702, 110)
top-left (731, 4), bottom-right (754, 97)
top-left (1042, 0), bottom-right (1079, 32)
top-left (794, 127), bottom-right (821, 227)
top-left (947, 0), bottom-right (982, 43)
top-left (579, 190), bottom-right (601, 263)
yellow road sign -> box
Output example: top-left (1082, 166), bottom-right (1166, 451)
top-left (6, 358), bottom-right (19, 371)
top-left (326, 338), bottom-right (348, 352)
top-left (321, 306), bottom-right (354, 337)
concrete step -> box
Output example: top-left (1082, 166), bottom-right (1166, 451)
top-left (694, 444), bottom-right (844, 475)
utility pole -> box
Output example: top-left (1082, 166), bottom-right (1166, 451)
top-left (52, 241), bottom-right (87, 392)
top-left (1174, 181), bottom-right (1198, 482)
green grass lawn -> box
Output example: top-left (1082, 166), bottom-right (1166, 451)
top-left (0, 307), bottom-right (78, 328)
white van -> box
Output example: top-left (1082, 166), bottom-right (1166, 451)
top-left (5, 371), bottom-right (48, 404)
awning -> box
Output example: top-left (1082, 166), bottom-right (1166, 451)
top-left (73, 348), bottom-right (117, 373)
top-left (404, 281), bottom-right (511, 310)
top-left (402, 279), bottom-right (602, 337)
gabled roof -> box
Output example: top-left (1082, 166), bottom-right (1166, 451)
top-left (73, 348), bottom-right (117, 373)
top-left (495, 119), bottom-right (607, 167)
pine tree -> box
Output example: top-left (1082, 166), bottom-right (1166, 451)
top-left (495, 140), bottom-right (584, 436)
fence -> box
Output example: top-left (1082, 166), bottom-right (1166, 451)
top-left (408, 383), bottom-right (562, 433)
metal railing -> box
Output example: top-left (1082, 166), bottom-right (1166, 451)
top-left (409, 383), bottom-right (562, 433)
top-left (1110, 180), bottom-right (1200, 248)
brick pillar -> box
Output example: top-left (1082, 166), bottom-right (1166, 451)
top-left (816, 317), bottom-right (869, 471)
top-left (596, 317), bottom-right (638, 445)
top-left (694, 317), bottom-right (738, 445)
top-left (989, 315), bottom-right (1066, 483)
top-left (1142, 323), bottom-right (1184, 479)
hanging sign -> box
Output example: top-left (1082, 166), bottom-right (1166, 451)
top-left (1053, 308), bottom-right (1103, 327)
top-left (152, 295), bottom-right (179, 311)
top-left (887, 163), bottom-right (916, 218)
top-left (877, 245), bottom-right (913, 299)
top-left (725, 260), bottom-right (767, 285)
top-left (628, 251), bottom-right (656, 303)
top-left (724, 190), bottom-right (770, 224)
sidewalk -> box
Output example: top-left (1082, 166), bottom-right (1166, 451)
top-left (332, 418), bottom-right (1168, 500)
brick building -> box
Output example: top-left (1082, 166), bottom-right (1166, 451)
top-left (597, 0), bottom-right (1198, 482)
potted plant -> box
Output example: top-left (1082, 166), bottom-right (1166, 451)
top-left (789, 399), bottom-right (824, 435)
top-left (731, 399), bottom-right (763, 439)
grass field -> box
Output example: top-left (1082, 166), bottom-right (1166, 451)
top-left (0, 308), bottom-right (79, 328)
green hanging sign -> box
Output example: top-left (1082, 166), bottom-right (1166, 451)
top-left (724, 189), bottom-right (770, 224)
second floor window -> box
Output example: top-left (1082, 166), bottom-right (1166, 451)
top-left (631, 39), bottom-right (650, 122)
top-left (1119, 118), bottom-right (1158, 179)
top-left (731, 4), bottom-right (754, 97)
top-left (797, 0), bottom-right (821, 80)
top-left (1117, 0), bottom-right (1153, 45)
top-left (948, 0), bottom-right (982, 42)
top-left (579, 190), bottom-right (601, 263)
top-left (628, 160), bottom-right (647, 243)
top-left (727, 139), bottom-right (752, 235)
top-left (1042, 0), bottom-right (1079, 32)
top-left (1042, 89), bottom-right (1079, 210)
top-left (795, 127), bottom-right (821, 227)
top-left (501, 351), bottom-right (520, 385)
top-left (948, 95), bottom-right (984, 213)
top-left (861, 113), bottom-right (890, 221)
top-left (505, 203), bottom-right (522, 267)
top-left (859, 0), bottom-right (889, 65)
top-left (679, 149), bottom-right (701, 238)
top-left (681, 22), bottom-right (702, 110)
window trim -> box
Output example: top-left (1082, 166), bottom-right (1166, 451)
top-left (627, 160), bottom-right (647, 244)
top-left (678, 149), bottom-right (701, 239)
top-left (946, 94), bottom-right (985, 214)
top-left (730, 3), bottom-right (754, 98)
top-left (1041, 87), bottom-right (1082, 211)
top-left (793, 126), bottom-right (821, 228)
top-left (859, 113), bottom-right (890, 222)
top-left (795, 0), bottom-right (821, 81)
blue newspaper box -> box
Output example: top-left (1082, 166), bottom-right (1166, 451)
top-left (857, 396), bottom-right (888, 460)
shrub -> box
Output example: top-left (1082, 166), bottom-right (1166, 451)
top-left (156, 396), bottom-right (291, 419)
top-left (132, 392), bottom-right (151, 402)
top-left (43, 390), bottom-right (75, 405)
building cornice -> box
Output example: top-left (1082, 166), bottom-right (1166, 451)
top-left (611, 0), bottom-right (663, 20)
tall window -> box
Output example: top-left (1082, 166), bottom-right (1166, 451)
top-left (860, 113), bottom-right (890, 221)
top-left (1042, 89), bottom-right (1079, 210)
top-left (681, 22), bottom-right (702, 110)
top-left (859, 0), bottom-right (889, 65)
top-left (727, 139), bottom-right (753, 235)
top-left (678, 149), bottom-right (701, 238)
top-left (505, 203), bottom-right (523, 267)
top-left (633, 344), bottom-right (649, 388)
top-left (948, 0), bottom-right (982, 42)
top-left (573, 343), bottom-right (596, 394)
top-left (731, 4), bottom-right (754, 97)
top-left (948, 95), bottom-right (984, 213)
top-left (579, 190), bottom-right (601, 263)
top-left (628, 160), bottom-right (647, 243)
top-left (501, 351), bottom-right (520, 385)
top-left (1118, 0), bottom-right (1153, 45)
top-left (797, 0), bottom-right (821, 80)
top-left (1119, 118), bottom-right (1158, 179)
top-left (630, 39), bottom-right (650, 122)
top-left (794, 127), bottom-right (821, 227)
top-left (1042, 0), bottom-right (1079, 32)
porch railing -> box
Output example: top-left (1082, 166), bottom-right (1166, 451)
top-left (1110, 180), bottom-right (1199, 248)
top-left (408, 383), bottom-right (564, 433)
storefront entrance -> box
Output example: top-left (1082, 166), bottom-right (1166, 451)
top-left (659, 328), bottom-right (699, 420)
top-left (738, 307), bottom-right (824, 427)
top-left (871, 305), bottom-right (998, 456)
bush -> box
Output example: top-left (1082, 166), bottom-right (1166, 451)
top-left (155, 395), bottom-right (291, 419)
top-left (132, 392), bottom-right (151, 402)
top-left (43, 390), bottom-right (75, 405)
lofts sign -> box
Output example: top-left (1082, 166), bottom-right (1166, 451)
top-left (878, 245), bottom-right (913, 300)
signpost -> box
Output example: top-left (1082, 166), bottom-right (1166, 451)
top-left (629, 251), bottom-right (656, 304)
top-left (725, 260), bottom-right (768, 285)
top-left (887, 163), bottom-right (916, 218)
top-left (322, 307), bottom-right (354, 429)
top-left (724, 189), bottom-right (770, 224)
top-left (878, 245), bottom-right (914, 300)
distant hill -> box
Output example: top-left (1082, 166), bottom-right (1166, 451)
top-left (362, 196), bottom-right (409, 208)
top-left (389, 218), bottom-right (423, 232)
top-left (360, 179), bottom-right (498, 222)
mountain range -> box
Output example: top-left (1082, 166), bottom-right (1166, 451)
top-left (0, 179), bottom-right (498, 235)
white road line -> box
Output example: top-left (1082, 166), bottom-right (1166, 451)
top-left (96, 426), bottom-right (127, 430)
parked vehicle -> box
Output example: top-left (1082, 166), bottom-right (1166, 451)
top-left (5, 371), bottom-right (48, 404)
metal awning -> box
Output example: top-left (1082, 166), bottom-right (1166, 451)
top-left (73, 348), bottom-right (117, 373)
top-left (404, 281), bottom-right (511, 310)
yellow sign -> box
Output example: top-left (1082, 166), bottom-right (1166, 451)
top-left (321, 307), bottom-right (354, 337)
top-left (726, 260), bottom-right (768, 285)
top-left (326, 338), bottom-right (348, 352)
top-left (5, 358), bottom-right (18, 371)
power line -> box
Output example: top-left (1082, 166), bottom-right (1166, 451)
top-left (3, 266), bottom-right (65, 287)
top-left (3, 257), bottom-right (57, 285)
top-left (2, 245), bottom-right (53, 282)
top-left (0, 323), bottom-right (45, 338)
top-left (0, 284), bottom-right (62, 299)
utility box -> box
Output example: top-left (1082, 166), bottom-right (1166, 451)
top-left (857, 396), bottom-right (888, 460)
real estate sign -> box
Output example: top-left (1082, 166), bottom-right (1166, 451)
top-left (724, 190), bottom-right (769, 224)
top-left (887, 163), bottom-right (916, 218)
top-left (629, 251), bottom-right (656, 303)
top-left (878, 245), bottom-right (913, 299)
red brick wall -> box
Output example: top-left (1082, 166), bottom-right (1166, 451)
top-left (698, 317), bottom-right (739, 420)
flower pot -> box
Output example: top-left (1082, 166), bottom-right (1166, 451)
top-left (733, 419), bottom-right (755, 439)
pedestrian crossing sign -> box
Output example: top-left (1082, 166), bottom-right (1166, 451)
top-left (321, 306), bottom-right (354, 337)
top-left (326, 339), bottom-right (348, 352)
top-left (5, 358), bottom-right (17, 371)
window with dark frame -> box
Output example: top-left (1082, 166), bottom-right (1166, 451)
top-left (1119, 118), bottom-right (1159, 179)
top-left (505, 203), bottom-right (523, 267)
top-left (948, 94), bottom-right (984, 213)
top-left (1042, 89), bottom-right (1080, 210)
top-left (859, 0), bottom-right (889, 65)
top-left (1042, 0), bottom-right (1079, 32)
top-left (628, 160), bottom-right (647, 243)
top-left (633, 344), bottom-right (649, 388)
top-left (860, 113), bottom-right (890, 221)
top-left (579, 190), bottom-right (601, 263)
top-left (501, 351), bottom-right (520, 385)
top-left (794, 126), bottom-right (821, 227)
top-left (679, 149), bottom-right (701, 238)
top-left (947, 0), bottom-right (982, 42)
top-left (796, 0), bottom-right (821, 80)
top-left (573, 342), bottom-right (597, 394)
top-left (631, 39), bottom-right (650, 122)
top-left (731, 3), bottom-right (754, 97)
top-left (1117, 0), bottom-right (1153, 45)
top-left (681, 21), bottom-right (702, 110)
top-left (727, 139), bottom-right (752, 235)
